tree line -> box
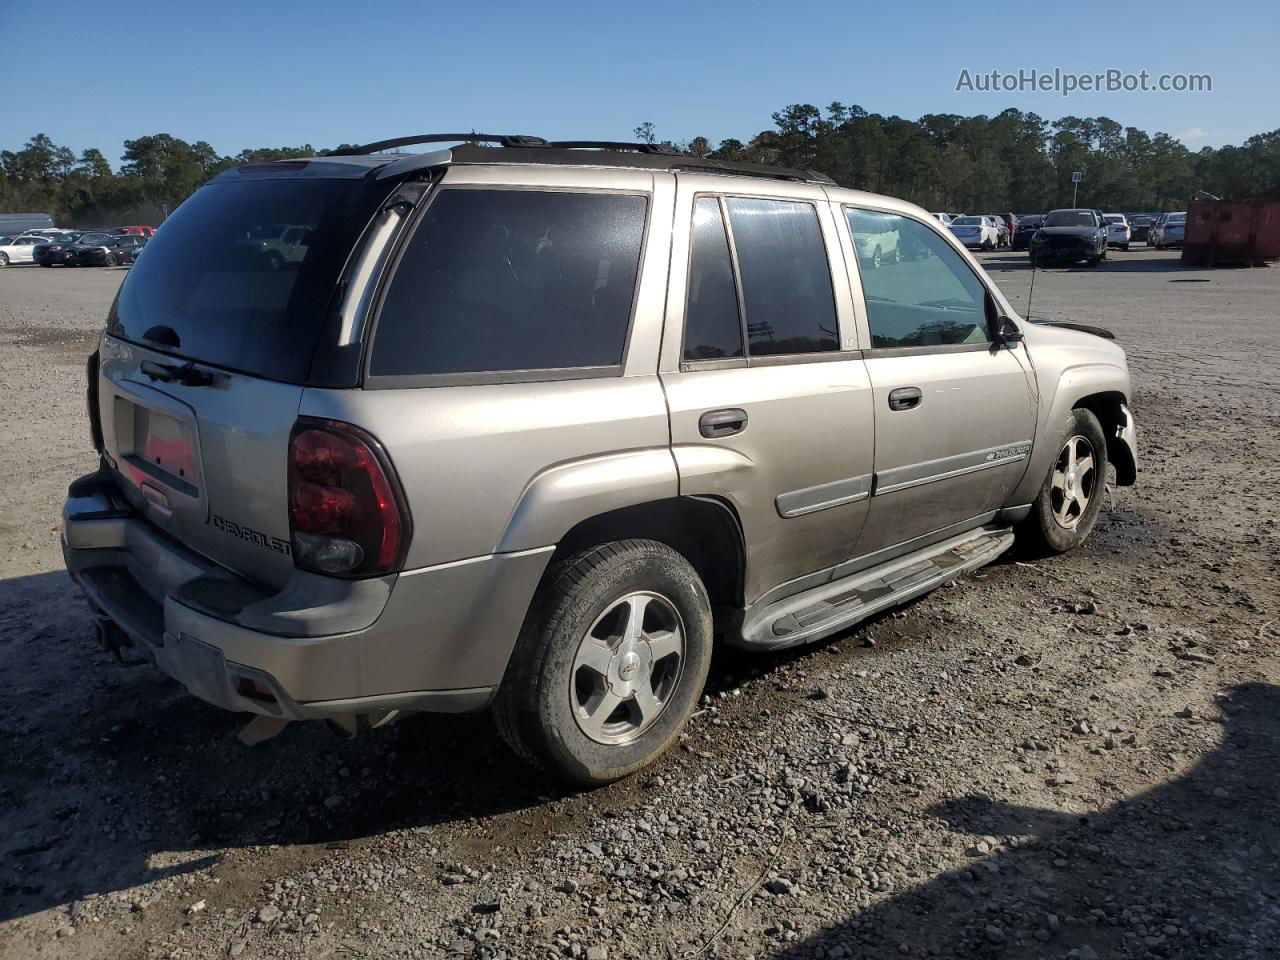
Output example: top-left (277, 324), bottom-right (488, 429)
top-left (3, 105), bottom-right (1277, 227)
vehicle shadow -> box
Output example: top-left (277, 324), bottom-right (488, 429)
top-left (770, 682), bottom-right (1280, 958)
top-left (0, 569), bottom-right (583, 925)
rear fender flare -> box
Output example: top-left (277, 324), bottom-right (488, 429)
top-left (495, 448), bottom-right (679, 555)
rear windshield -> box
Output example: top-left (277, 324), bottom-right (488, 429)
top-left (108, 176), bottom-right (389, 382)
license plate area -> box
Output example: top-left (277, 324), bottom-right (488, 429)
top-left (112, 390), bottom-right (202, 500)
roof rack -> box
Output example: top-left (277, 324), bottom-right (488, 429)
top-left (548, 140), bottom-right (685, 156)
top-left (333, 133), bottom-right (836, 185)
top-left (329, 133), bottom-right (548, 156)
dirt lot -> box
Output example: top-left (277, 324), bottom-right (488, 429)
top-left (1, 249), bottom-right (1277, 960)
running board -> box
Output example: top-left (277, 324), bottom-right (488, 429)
top-left (736, 526), bottom-right (1015, 651)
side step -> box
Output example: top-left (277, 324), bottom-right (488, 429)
top-left (737, 526), bottom-right (1015, 651)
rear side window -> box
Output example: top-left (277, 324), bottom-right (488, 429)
top-left (369, 189), bottom-right (647, 379)
top-left (847, 208), bottom-right (990, 349)
top-left (724, 197), bottom-right (838, 356)
top-left (683, 197), bottom-right (744, 361)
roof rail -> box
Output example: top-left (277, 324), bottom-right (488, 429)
top-left (329, 133), bottom-right (548, 156)
top-left (548, 140), bottom-right (685, 156)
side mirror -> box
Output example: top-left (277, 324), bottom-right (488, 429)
top-left (997, 316), bottom-right (1024, 343)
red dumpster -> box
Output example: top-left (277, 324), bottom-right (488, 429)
top-left (1182, 199), bottom-right (1280, 266)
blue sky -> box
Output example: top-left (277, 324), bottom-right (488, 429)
top-left (2, 0), bottom-right (1274, 164)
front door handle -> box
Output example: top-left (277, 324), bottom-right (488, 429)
top-left (699, 408), bottom-right (748, 438)
top-left (887, 387), bottom-right (923, 411)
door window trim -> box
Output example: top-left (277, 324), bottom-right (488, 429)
top-left (840, 202), bottom-right (1008, 359)
top-left (362, 182), bottom-right (653, 390)
top-left (677, 191), bottom-right (848, 372)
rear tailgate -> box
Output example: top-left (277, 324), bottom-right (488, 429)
top-left (90, 161), bottom-right (402, 588)
top-left (98, 335), bottom-right (302, 588)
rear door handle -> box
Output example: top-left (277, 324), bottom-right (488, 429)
top-left (699, 408), bottom-right (748, 438)
top-left (887, 387), bottom-right (923, 411)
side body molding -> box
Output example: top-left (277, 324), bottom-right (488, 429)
top-left (495, 448), bottom-right (680, 554)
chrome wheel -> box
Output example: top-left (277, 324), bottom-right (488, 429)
top-left (1051, 434), bottom-right (1097, 529)
top-left (570, 591), bottom-right (685, 745)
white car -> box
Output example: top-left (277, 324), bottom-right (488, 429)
top-left (851, 216), bottom-right (901, 269)
top-left (1103, 213), bottom-right (1130, 250)
top-left (0, 234), bottom-right (49, 266)
top-left (1150, 212), bottom-right (1186, 249)
top-left (931, 212), bottom-right (953, 225)
top-left (948, 215), bottom-right (999, 250)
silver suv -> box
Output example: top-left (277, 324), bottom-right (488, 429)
top-left (63, 134), bottom-right (1138, 784)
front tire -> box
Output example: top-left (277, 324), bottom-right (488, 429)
top-left (494, 540), bottom-right (713, 785)
top-left (0, 253), bottom-right (8, 267)
top-left (1019, 409), bottom-right (1108, 554)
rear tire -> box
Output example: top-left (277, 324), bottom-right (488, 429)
top-left (1019, 409), bottom-right (1108, 555)
top-left (493, 539), bottom-right (713, 785)
top-left (0, 253), bottom-right (8, 267)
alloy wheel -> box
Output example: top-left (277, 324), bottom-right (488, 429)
top-left (1050, 434), bottom-right (1097, 529)
top-left (570, 591), bottom-right (685, 745)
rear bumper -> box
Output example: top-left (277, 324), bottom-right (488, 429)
top-left (62, 469), bottom-right (551, 722)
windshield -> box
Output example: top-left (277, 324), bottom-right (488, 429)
top-left (78, 233), bottom-right (113, 245)
top-left (1019, 216), bottom-right (1042, 227)
top-left (107, 175), bottom-right (392, 382)
top-left (1168, 213), bottom-right (1186, 223)
top-left (1104, 215), bottom-right (1124, 223)
top-left (1043, 211), bottom-right (1095, 227)
top-left (953, 216), bottom-right (983, 225)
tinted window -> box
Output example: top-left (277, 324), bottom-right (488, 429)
top-left (847, 209), bottom-right (990, 350)
top-left (724, 197), bottom-right (838, 356)
top-left (1043, 210), bottom-right (1096, 227)
top-left (683, 197), bottom-right (743, 361)
top-left (370, 190), bottom-right (646, 378)
top-left (109, 176), bottom-right (390, 382)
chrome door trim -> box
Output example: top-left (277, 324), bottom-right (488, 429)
top-left (873, 441), bottom-right (1033, 496)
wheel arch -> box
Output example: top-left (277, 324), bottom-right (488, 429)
top-left (550, 496), bottom-right (747, 616)
top-left (1073, 390), bottom-right (1136, 486)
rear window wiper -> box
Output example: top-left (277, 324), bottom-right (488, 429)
top-left (141, 359), bottom-right (215, 386)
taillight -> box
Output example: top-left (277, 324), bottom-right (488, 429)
top-left (86, 349), bottom-right (103, 452)
top-left (287, 418), bottom-right (411, 578)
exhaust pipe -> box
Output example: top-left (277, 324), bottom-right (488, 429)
top-left (94, 618), bottom-right (134, 661)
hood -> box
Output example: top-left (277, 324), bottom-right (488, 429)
top-left (1023, 314), bottom-right (1129, 367)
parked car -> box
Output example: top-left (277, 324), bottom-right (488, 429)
top-left (1029, 209), bottom-right (1108, 266)
top-left (930, 212), bottom-right (953, 225)
top-left (34, 232), bottom-right (90, 266)
top-left (851, 213), bottom-right (900, 268)
top-left (67, 234), bottom-right (148, 267)
top-left (1126, 214), bottom-right (1156, 244)
top-left (948, 215), bottom-right (1000, 249)
top-left (1103, 213), bottom-right (1131, 250)
top-left (113, 225), bottom-right (157, 237)
top-left (982, 215), bottom-right (1010, 248)
top-left (62, 137), bottom-right (1138, 784)
top-left (994, 213), bottom-right (1018, 243)
top-left (1011, 214), bottom-right (1043, 251)
top-left (1150, 212), bottom-right (1187, 249)
top-left (0, 234), bottom-right (51, 266)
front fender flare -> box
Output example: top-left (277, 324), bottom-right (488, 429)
top-left (1012, 364), bottom-right (1132, 504)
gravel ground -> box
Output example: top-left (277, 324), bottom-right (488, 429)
top-left (1, 249), bottom-right (1277, 960)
